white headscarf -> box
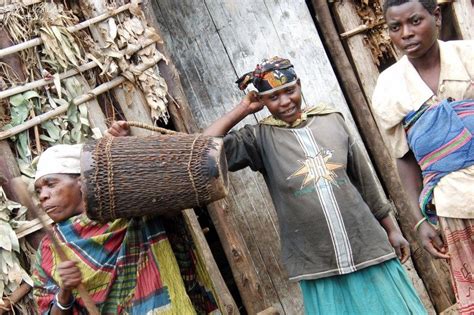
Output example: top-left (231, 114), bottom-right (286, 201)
top-left (34, 144), bottom-right (83, 182)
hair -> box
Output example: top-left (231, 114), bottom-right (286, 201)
top-left (383, 0), bottom-right (437, 16)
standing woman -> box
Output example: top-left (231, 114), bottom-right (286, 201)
top-left (372, 0), bottom-right (474, 313)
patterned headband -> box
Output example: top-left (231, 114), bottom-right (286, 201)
top-left (235, 56), bottom-right (298, 94)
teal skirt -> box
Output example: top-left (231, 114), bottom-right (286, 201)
top-left (299, 259), bottom-right (427, 315)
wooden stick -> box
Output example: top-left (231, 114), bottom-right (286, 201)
top-left (126, 121), bottom-right (179, 135)
top-left (0, 1), bottom-right (142, 59)
top-left (15, 214), bottom-right (53, 239)
top-left (30, 108), bottom-right (42, 154)
top-left (0, 36), bottom-right (158, 100)
top-left (11, 178), bottom-right (100, 315)
top-left (0, 282), bottom-right (32, 315)
top-left (0, 62), bottom-right (96, 100)
top-left (340, 21), bottom-right (385, 39)
top-left (0, 54), bottom-right (162, 141)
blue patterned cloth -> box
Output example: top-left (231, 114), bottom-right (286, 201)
top-left (403, 99), bottom-right (474, 223)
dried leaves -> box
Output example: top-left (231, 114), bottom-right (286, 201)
top-left (100, 9), bottom-right (170, 123)
top-left (353, 0), bottom-right (399, 66)
top-left (0, 188), bottom-right (34, 311)
top-left (40, 25), bottom-right (84, 71)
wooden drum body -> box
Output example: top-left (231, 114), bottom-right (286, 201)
top-left (81, 134), bottom-right (228, 222)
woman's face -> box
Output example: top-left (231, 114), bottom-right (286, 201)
top-left (259, 80), bottom-right (303, 124)
top-left (385, 1), bottom-right (440, 60)
top-left (35, 174), bottom-right (83, 223)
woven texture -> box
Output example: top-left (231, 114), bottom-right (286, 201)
top-left (82, 134), bottom-right (228, 222)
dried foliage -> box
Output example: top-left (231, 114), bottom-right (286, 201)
top-left (84, 1), bottom-right (169, 123)
top-left (353, 0), bottom-right (399, 66)
top-left (0, 187), bottom-right (34, 314)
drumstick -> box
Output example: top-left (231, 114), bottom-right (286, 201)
top-left (11, 177), bottom-right (100, 315)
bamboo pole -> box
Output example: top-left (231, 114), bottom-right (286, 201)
top-left (0, 36), bottom-right (159, 100)
top-left (0, 1), bottom-right (142, 59)
top-left (11, 178), bottom-right (100, 315)
top-left (0, 62), bottom-right (96, 100)
top-left (311, 0), bottom-right (454, 312)
top-left (0, 55), bottom-right (161, 141)
top-left (340, 21), bottom-right (384, 39)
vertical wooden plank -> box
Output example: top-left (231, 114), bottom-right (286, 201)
top-left (152, 1), bottom-right (291, 313)
top-left (182, 209), bottom-right (238, 314)
top-left (331, 0), bottom-right (381, 103)
top-left (451, 0), bottom-right (474, 39)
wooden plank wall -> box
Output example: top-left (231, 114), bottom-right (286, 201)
top-left (151, 0), bottom-right (390, 313)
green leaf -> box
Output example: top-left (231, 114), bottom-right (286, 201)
top-left (23, 91), bottom-right (40, 100)
top-left (17, 159), bottom-right (35, 178)
top-left (41, 121), bottom-right (60, 140)
top-left (71, 125), bottom-right (82, 143)
top-left (9, 94), bottom-right (26, 107)
top-left (10, 105), bottom-right (28, 126)
top-left (79, 117), bottom-right (89, 126)
top-left (54, 98), bottom-right (69, 107)
top-left (61, 134), bottom-right (71, 144)
top-left (16, 132), bottom-right (30, 160)
top-left (67, 103), bottom-right (78, 123)
top-left (39, 134), bottom-right (55, 143)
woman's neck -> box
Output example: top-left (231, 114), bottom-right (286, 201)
top-left (408, 42), bottom-right (441, 94)
top-left (408, 41), bottom-right (440, 71)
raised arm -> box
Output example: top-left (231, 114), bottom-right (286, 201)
top-left (203, 91), bottom-right (263, 136)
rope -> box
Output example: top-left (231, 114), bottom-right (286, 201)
top-left (126, 121), bottom-right (182, 135)
top-left (187, 135), bottom-right (201, 208)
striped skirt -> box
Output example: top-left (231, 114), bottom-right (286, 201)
top-left (299, 258), bottom-right (426, 315)
top-left (440, 217), bottom-right (474, 315)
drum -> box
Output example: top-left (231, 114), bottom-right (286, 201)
top-left (81, 134), bottom-right (228, 222)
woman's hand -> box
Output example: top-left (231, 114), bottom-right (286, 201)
top-left (388, 230), bottom-right (410, 263)
top-left (105, 121), bottom-right (130, 137)
top-left (58, 261), bottom-right (82, 290)
top-left (238, 91), bottom-right (264, 115)
top-left (417, 221), bottom-right (450, 259)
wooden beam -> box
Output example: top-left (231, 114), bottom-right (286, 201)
top-left (451, 0), bottom-right (474, 39)
top-left (182, 209), bottom-right (238, 314)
